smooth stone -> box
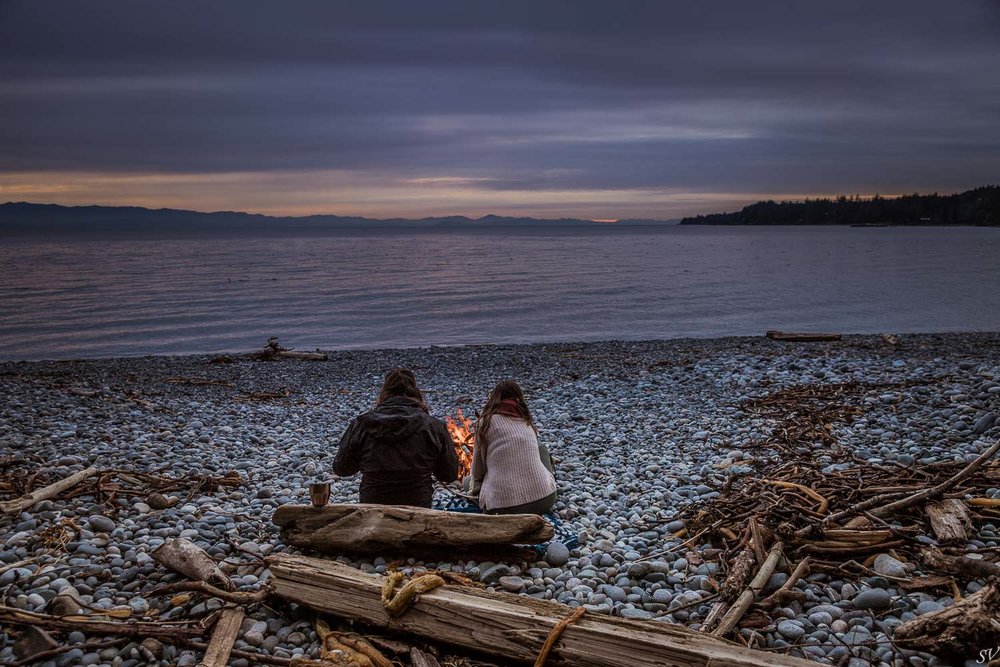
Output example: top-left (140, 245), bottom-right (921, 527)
top-left (916, 600), bottom-right (945, 615)
top-left (975, 413), bottom-right (997, 434)
top-left (88, 515), bottom-right (116, 533)
top-left (776, 620), bottom-right (806, 641)
top-left (603, 586), bottom-right (628, 603)
top-left (852, 588), bottom-right (892, 610)
top-left (872, 554), bottom-right (907, 578)
top-left (499, 576), bottom-right (525, 592)
top-left (545, 542), bottom-right (570, 566)
top-left (480, 564), bottom-right (512, 585)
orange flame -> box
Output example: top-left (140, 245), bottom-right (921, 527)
top-left (445, 408), bottom-right (475, 479)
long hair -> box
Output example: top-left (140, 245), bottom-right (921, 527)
top-left (476, 380), bottom-right (536, 450)
top-left (376, 368), bottom-right (427, 411)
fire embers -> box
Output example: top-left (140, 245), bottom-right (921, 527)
top-left (445, 409), bottom-right (474, 479)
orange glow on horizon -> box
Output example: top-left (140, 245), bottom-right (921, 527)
top-left (0, 169), bottom-right (908, 221)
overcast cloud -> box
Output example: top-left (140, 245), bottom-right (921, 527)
top-left (1, 1), bottom-right (998, 218)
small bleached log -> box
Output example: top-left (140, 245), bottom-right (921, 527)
top-left (152, 538), bottom-right (235, 591)
top-left (272, 504), bottom-right (553, 554)
top-left (0, 467), bottom-right (98, 515)
top-left (926, 499), bottom-right (973, 544)
top-left (711, 541), bottom-right (785, 638)
top-left (197, 607), bottom-right (244, 667)
top-left (761, 557), bottom-right (810, 608)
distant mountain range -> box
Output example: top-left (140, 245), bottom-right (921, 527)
top-left (679, 185), bottom-right (1000, 226)
top-left (0, 202), bottom-right (676, 234)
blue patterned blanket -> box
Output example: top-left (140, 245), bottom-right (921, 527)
top-left (433, 492), bottom-right (578, 556)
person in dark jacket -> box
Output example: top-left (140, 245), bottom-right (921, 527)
top-left (333, 368), bottom-right (458, 507)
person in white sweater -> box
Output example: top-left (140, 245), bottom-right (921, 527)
top-left (470, 380), bottom-right (557, 514)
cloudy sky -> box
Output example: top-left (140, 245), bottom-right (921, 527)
top-left (1, 1), bottom-right (998, 219)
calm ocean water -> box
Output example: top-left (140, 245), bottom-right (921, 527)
top-left (1, 225), bottom-right (999, 360)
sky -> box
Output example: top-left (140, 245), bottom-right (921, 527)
top-left (1, 1), bottom-right (999, 220)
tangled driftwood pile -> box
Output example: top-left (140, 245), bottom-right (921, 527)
top-left (675, 378), bottom-right (1000, 661)
top-left (0, 465), bottom-right (242, 516)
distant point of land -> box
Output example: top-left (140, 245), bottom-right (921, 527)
top-left (679, 185), bottom-right (1000, 226)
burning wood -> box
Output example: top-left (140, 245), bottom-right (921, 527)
top-left (445, 408), bottom-right (475, 478)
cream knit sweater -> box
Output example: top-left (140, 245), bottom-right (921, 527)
top-left (473, 414), bottom-right (556, 511)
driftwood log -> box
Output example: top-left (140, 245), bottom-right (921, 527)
top-left (197, 607), bottom-right (244, 667)
top-left (268, 554), bottom-right (813, 667)
top-left (0, 467), bottom-right (98, 515)
top-left (895, 579), bottom-right (1000, 658)
top-left (272, 504), bottom-right (554, 555)
top-left (0, 606), bottom-right (208, 639)
top-left (152, 538), bottom-right (235, 591)
top-left (711, 541), bottom-right (785, 638)
top-left (765, 331), bottom-right (841, 342)
top-left (925, 499), bottom-right (973, 544)
top-left (921, 547), bottom-right (1000, 579)
top-left (276, 350), bottom-right (328, 361)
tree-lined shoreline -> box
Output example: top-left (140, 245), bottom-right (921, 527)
top-left (680, 185), bottom-right (1000, 226)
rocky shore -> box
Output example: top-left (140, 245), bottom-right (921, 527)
top-left (2, 332), bottom-right (999, 666)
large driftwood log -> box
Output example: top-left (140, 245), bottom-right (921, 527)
top-left (894, 579), bottom-right (1000, 658)
top-left (0, 467), bottom-right (98, 515)
top-left (272, 504), bottom-right (554, 554)
top-left (152, 538), bottom-right (235, 591)
top-left (926, 499), bottom-right (973, 544)
top-left (268, 554), bottom-right (813, 667)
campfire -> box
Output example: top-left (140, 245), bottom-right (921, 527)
top-left (445, 408), bottom-right (475, 478)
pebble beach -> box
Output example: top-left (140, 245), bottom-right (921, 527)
top-left (2, 332), bottom-right (1000, 667)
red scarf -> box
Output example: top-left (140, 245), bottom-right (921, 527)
top-left (494, 398), bottom-right (528, 420)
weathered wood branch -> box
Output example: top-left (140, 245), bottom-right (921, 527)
top-left (0, 606), bottom-right (208, 639)
top-left (148, 580), bottom-right (271, 605)
top-left (268, 553), bottom-right (812, 667)
top-left (921, 548), bottom-right (1000, 579)
top-left (711, 541), bottom-right (784, 638)
top-left (926, 499), bottom-right (973, 544)
top-left (869, 438), bottom-right (1000, 519)
top-left (179, 640), bottom-right (293, 667)
top-left (0, 467), bottom-right (98, 515)
top-left (761, 557), bottom-right (810, 608)
top-left (894, 579), bottom-right (1000, 658)
top-left (272, 504), bottom-right (553, 555)
top-left (197, 607), bottom-right (244, 667)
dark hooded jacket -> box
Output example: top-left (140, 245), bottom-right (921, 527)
top-left (333, 396), bottom-right (459, 507)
